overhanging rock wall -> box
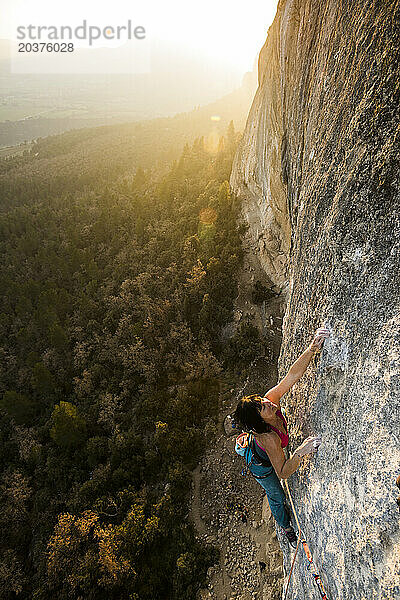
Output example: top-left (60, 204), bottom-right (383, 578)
top-left (230, 0), bottom-right (400, 598)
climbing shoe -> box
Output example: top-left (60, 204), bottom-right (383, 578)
top-left (283, 526), bottom-right (298, 549)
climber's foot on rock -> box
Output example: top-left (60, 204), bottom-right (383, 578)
top-left (283, 525), bottom-right (298, 548)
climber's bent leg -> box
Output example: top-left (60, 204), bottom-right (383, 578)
top-left (256, 470), bottom-right (290, 528)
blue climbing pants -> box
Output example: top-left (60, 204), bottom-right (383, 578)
top-left (255, 470), bottom-right (290, 528)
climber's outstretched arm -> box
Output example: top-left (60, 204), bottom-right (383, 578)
top-left (264, 328), bottom-right (330, 405)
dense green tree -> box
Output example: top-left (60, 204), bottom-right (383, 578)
top-left (0, 391), bottom-right (34, 426)
top-left (50, 402), bottom-right (87, 449)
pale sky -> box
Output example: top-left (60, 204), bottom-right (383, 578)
top-left (2, 0), bottom-right (279, 75)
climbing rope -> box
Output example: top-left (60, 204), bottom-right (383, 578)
top-left (282, 523), bottom-right (300, 600)
top-left (283, 480), bottom-right (329, 600)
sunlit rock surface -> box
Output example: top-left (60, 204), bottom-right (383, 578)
top-left (230, 0), bottom-right (400, 598)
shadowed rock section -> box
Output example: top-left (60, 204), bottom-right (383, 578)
top-left (230, 0), bottom-right (400, 598)
top-left (230, 13), bottom-right (290, 292)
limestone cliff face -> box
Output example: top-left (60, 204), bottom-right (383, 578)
top-left (230, 1), bottom-right (400, 598)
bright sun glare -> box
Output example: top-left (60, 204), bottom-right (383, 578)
top-left (4, 0), bottom-right (279, 74)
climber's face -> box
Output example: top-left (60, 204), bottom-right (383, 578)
top-left (260, 397), bottom-right (278, 422)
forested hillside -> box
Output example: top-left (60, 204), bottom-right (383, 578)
top-left (0, 120), bottom-right (256, 598)
top-left (0, 111), bottom-right (234, 214)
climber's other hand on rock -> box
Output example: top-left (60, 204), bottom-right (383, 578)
top-left (309, 328), bottom-right (330, 353)
top-left (295, 435), bottom-right (322, 457)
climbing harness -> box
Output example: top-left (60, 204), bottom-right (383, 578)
top-left (235, 432), bottom-right (274, 480)
top-left (283, 480), bottom-right (329, 600)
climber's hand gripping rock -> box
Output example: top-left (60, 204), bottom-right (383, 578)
top-left (308, 328), bottom-right (330, 353)
top-left (294, 435), bottom-right (322, 457)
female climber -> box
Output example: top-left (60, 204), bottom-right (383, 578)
top-left (233, 327), bottom-right (330, 547)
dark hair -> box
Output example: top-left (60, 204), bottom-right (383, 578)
top-left (233, 394), bottom-right (272, 434)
